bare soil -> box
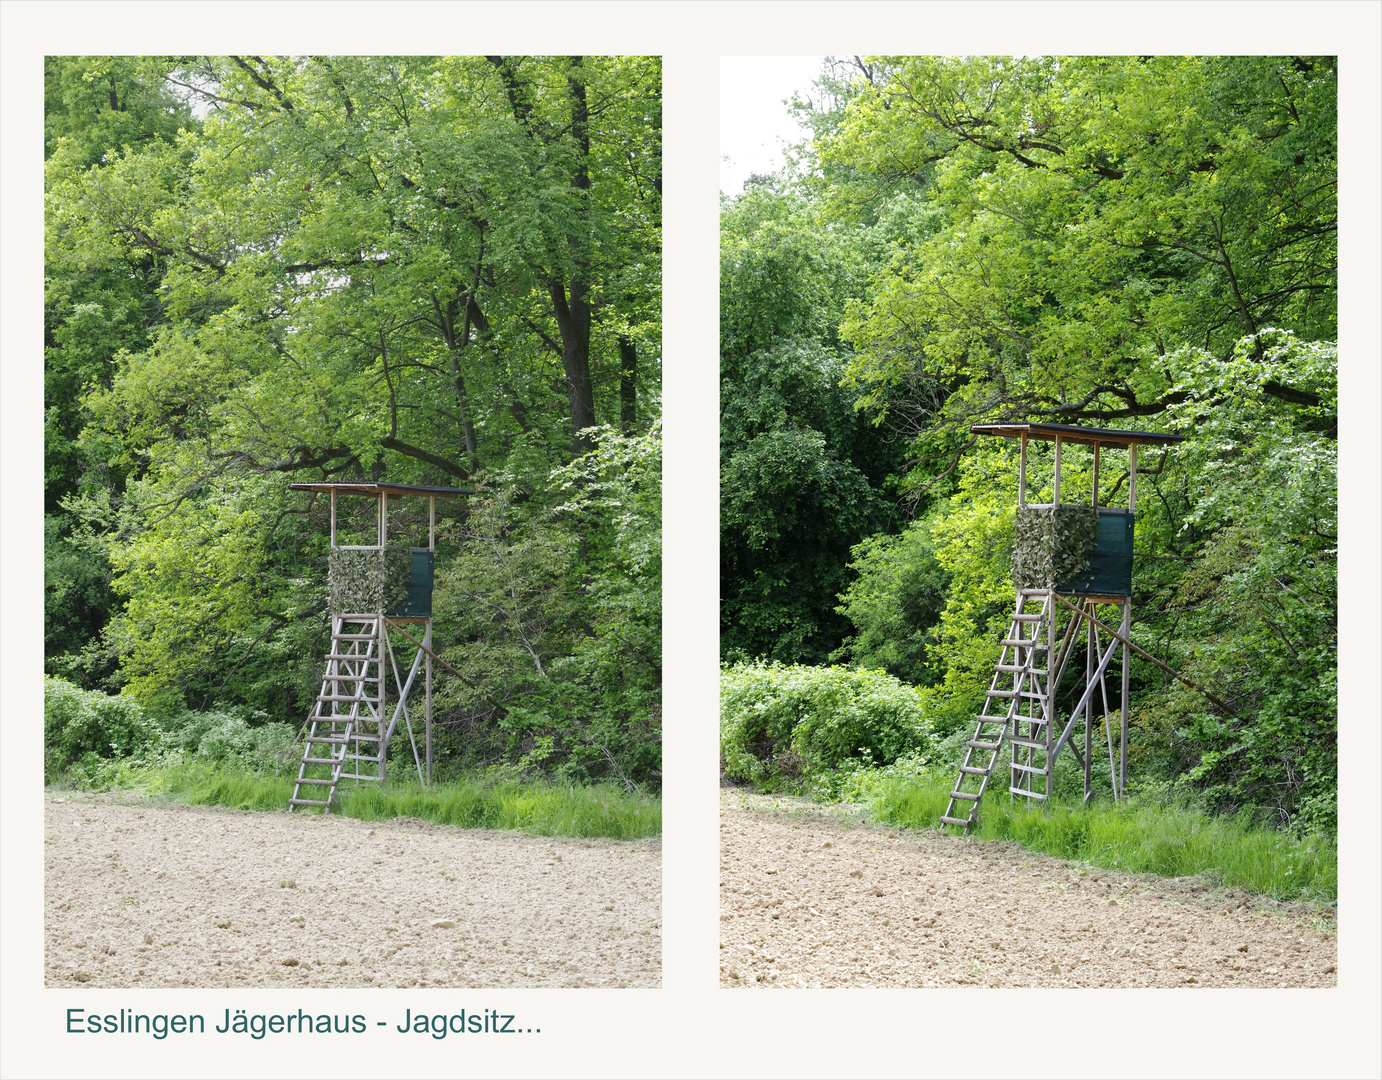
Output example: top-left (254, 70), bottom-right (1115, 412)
top-left (720, 791), bottom-right (1337, 989)
top-left (45, 793), bottom-right (660, 988)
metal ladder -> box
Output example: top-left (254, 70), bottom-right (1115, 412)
top-left (289, 615), bottom-right (384, 813)
top-left (941, 590), bottom-right (1054, 833)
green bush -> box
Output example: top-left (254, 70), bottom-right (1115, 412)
top-left (44, 675), bottom-right (156, 779)
top-left (159, 706), bottom-right (298, 773)
top-left (721, 662), bottom-right (929, 790)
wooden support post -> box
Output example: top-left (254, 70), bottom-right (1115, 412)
top-left (380, 493), bottom-right (388, 548)
top-left (424, 621), bottom-right (433, 785)
top-left (1018, 432), bottom-right (1028, 507)
top-left (1119, 602), bottom-right (1130, 797)
top-left (1091, 442), bottom-right (1100, 507)
top-left (1053, 435), bottom-right (1062, 505)
top-left (1084, 601), bottom-right (1093, 802)
top-left (1128, 443), bottom-right (1138, 514)
top-left (330, 490), bottom-right (337, 547)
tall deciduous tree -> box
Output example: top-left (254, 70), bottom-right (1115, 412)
top-left (824, 55), bottom-right (1335, 484)
top-left (45, 56), bottom-right (662, 786)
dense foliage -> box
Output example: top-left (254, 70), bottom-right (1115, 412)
top-left (722, 56), bottom-right (1336, 834)
top-left (720, 661), bottom-right (929, 792)
top-left (45, 56), bottom-right (662, 789)
top-left (719, 190), bottom-right (911, 663)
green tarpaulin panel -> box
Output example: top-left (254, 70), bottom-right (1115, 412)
top-left (387, 549), bottom-right (434, 617)
top-left (1058, 509), bottom-right (1134, 595)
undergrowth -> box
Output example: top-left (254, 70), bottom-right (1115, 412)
top-left (55, 762), bottom-right (661, 841)
top-left (858, 769), bottom-right (1336, 903)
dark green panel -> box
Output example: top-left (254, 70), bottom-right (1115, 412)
top-left (1057, 510), bottom-right (1134, 595)
top-left (386, 549), bottom-right (433, 617)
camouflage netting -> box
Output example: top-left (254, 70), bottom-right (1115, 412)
top-left (328, 547), bottom-right (412, 614)
top-left (1012, 504), bottom-right (1100, 591)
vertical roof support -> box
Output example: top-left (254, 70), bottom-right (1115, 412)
top-left (1018, 431), bottom-right (1028, 508)
top-left (1129, 443), bottom-right (1139, 514)
top-left (1053, 433), bottom-right (1063, 506)
top-left (1091, 442), bottom-right (1101, 508)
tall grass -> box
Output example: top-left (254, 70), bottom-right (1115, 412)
top-left (121, 763), bottom-right (661, 841)
top-left (866, 774), bottom-right (1336, 903)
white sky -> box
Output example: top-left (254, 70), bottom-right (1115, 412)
top-left (719, 55), bottom-right (825, 194)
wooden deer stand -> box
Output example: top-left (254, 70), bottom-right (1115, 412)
top-left (286, 481), bottom-right (471, 813)
top-left (941, 423), bottom-right (1184, 834)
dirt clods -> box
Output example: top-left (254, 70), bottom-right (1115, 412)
top-left (45, 794), bottom-right (660, 988)
top-left (720, 792), bottom-right (1335, 989)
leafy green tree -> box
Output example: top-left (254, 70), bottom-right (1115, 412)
top-left (1128, 331), bottom-right (1336, 827)
top-left (823, 55), bottom-right (1335, 481)
top-left (434, 424), bottom-right (661, 787)
top-left (44, 57), bottom-right (201, 687)
top-left (719, 189), bottom-right (908, 663)
top-left (45, 56), bottom-right (662, 784)
top-left (829, 515), bottom-right (950, 687)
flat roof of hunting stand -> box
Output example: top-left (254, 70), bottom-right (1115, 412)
top-left (970, 422), bottom-right (1185, 447)
top-left (288, 482), bottom-right (475, 497)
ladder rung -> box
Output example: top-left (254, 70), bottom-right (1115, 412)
top-left (1012, 614), bottom-right (1044, 623)
top-left (323, 651), bottom-right (377, 660)
top-left (1010, 761), bottom-right (1049, 775)
top-left (976, 715), bottom-right (1011, 724)
top-left (939, 815), bottom-right (974, 827)
top-left (996, 663), bottom-right (1047, 674)
top-left (958, 765), bottom-right (989, 775)
top-left (999, 638), bottom-right (1047, 648)
top-left (989, 689), bottom-right (1044, 700)
top-left (337, 772), bottom-right (381, 781)
top-left (289, 798), bottom-right (331, 807)
top-left (1009, 735), bottom-right (1050, 750)
top-left (318, 694), bottom-right (380, 703)
top-left (300, 756), bottom-right (342, 765)
top-left (333, 633), bottom-right (378, 641)
top-left (323, 674), bottom-right (380, 681)
top-left (968, 739), bottom-right (1001, 751)
top-left (949, 790), bottom-right (980, 801)
top-left (294, 778), bottom-right (336, 786)
top-left (306, 735), bottom-right (349, 744)
top-left (1009, 787), bottom-right (1047, 799)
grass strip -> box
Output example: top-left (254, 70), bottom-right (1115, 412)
top-left (117, 764), bottom-right (661, 841)
top-left (866, 775), bottom-right (1336, 903)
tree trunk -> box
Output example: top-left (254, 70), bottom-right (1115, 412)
top-left (550, 280), bottom-right (595, 452)
top-left (619, 335), bottom-right (637, 428)
top-left (558, 57), bottom-right (596, 454)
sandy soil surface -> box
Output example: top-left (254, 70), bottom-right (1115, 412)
top-left (45, 793), bottom-right (660, 988)
top-left (720, 791), bottom-right (1336, 989)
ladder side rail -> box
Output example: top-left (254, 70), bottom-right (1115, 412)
top-left (1010, 593), bottom-right (1049, 799)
